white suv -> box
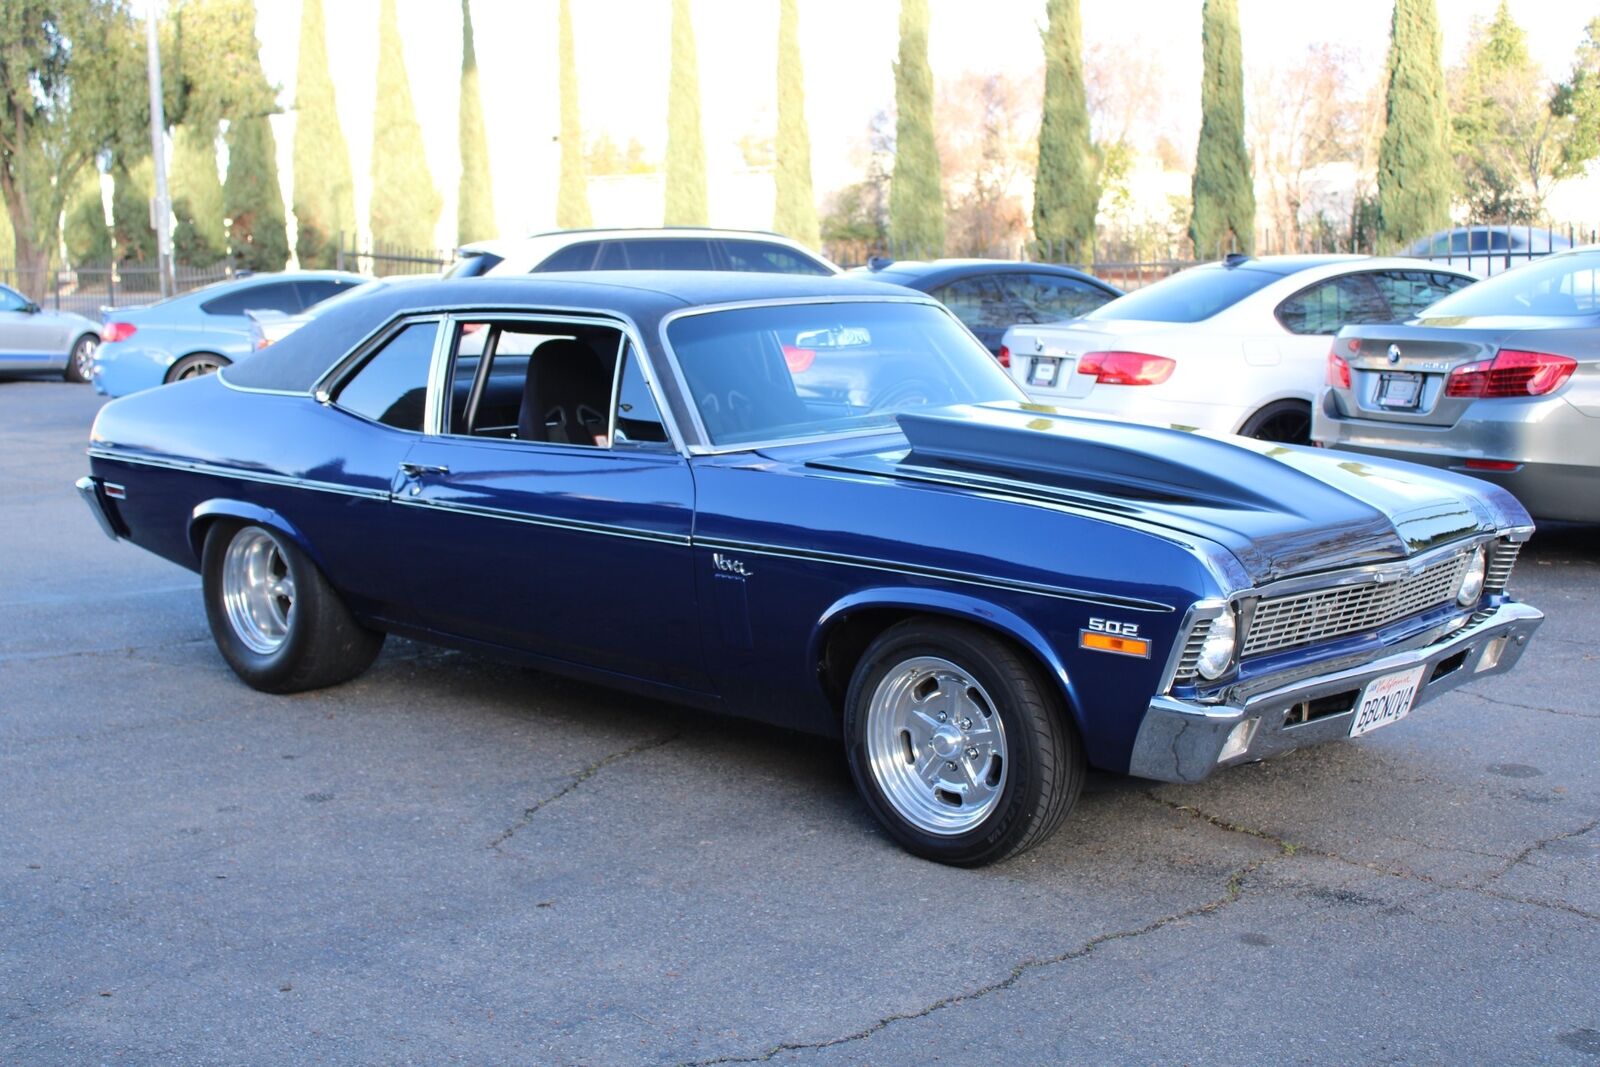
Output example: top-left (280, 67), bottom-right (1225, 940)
top-left (449, 228), bottom-right (839, 278)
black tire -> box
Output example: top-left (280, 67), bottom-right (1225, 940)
top-left (843, 619), bottom-right (1085, 866)
top-left (62, 333), bottom-right (98, 383)
top-left (201, 522), bottom-right (383, 693)
top-left (167, 352), bottom-right (231, 383)
top-left (1239, 399), bottom-right (1312, 444)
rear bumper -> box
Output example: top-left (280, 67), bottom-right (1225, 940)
top-left (75, 475), bottom-right (121, 541)
top-left (1127, 601), bottom-right (1543, 783)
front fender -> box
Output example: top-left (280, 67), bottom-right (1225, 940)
top-left (810, 586), bottom-right (1087, 738)
top-left (188, 499), bottom-right (328, 574)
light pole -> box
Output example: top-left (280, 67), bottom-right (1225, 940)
top-left (144, 0), bottom-right (175, 297)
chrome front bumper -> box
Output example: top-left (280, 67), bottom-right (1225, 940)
top-left (75, 475), bottom-right (120, 541)
top-left (1128, 601), bottom-right (1544, 783)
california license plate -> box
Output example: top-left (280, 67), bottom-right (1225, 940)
top-left (1030, 356), bottom-right (1062, 388)
top-left (1378, 372), bottom-right (1422, 408)
top-left (1348, 664), bottom-right (1428, 737)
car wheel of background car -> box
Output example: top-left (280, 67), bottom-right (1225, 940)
top-left (1239, 399), bottom-right (1312, 445)
top-left (843, 619), bottom-right (1084, 866)
top-left (201, 522), bottom-right (384, 693)
top-left (63, 334), bottom-right (98, 383)
top-left (167, 352), bottom-right (231, 383)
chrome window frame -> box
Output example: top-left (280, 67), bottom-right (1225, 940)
top-left (309, 313), bottom-right (444, 433)
top-left (655, 294), bottom-right (1026, 456)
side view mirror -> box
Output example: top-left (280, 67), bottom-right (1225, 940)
top-left (24, 301), bottom-right (40, 314)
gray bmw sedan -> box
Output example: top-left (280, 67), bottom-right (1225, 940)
top-left (1314, 248), bottom-right (1600, 523)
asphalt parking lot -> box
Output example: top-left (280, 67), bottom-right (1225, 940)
top-left (3, 378), bottom-right (1598, 1066)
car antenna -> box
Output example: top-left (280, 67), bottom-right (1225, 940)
top-left (866, 255), bottom-right (894, 272)
top-left (1222, 252), bottom-right (1251, 268)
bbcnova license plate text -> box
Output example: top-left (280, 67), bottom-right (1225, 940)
top-left (1348, 664), bottom-right (1429, 738)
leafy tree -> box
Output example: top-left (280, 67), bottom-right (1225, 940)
top-left (171, 123), bottom-right (227, 266)
top-left (292, 0), bottom-right (354, 267)
top-left (370, 0), bottom-right (440, 250)
top-left (111, 157), bottom-right (156, 264)
top-left (556, 0), bottom-right (592, 228)
top-left (225, 115), bottom-right (288, 270)
top-left (167, 0), bottom-right (277, 129)
top-left (664, 0), bottom-right (707, 225)
top-left (1376, 0), bottom-right (1451, 247)
top-left (1033, 0), bottom-right (1096, 261)
top-left (1189, 0), bottom-right (1254, 256)
top-left (1554, 18), bottom-right (1600, 176)
top-left (456, 0), bottom-right (495, 244)
top-left (888, 0), bottom-right (943, 256)
top-left (0, 1), bottom-right (147, 276)
top-left (64, 169), bottom-right (112, 264)
top-left (773, 0), bottom-right (818, 247)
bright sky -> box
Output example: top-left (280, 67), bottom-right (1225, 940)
top-left (250, 0), bottom-right (1596, 249)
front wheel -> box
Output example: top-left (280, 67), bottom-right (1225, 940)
top-left (202, 523), bottom-right (384, 693)
top-left (843, 620), bottom-right (1085, 866)
top-left (63, 334), bottom-right (98, 383)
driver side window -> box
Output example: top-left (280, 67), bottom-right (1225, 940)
top-left (0, 285), bottom-right (29, 312)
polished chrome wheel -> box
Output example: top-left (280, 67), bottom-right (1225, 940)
top-left (174, 355), bottom-right (225, 380)
top-left (72, 336), bottom-right (98, 380)
top-left (220, 527), bottom-right (295, 654)
top-left (864, 656), bottom-right (1009, 836)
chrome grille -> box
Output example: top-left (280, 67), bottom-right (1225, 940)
top-left (1485, 540), bottom-right (1521, 593)
top-left (1242, 553), bottom-right (1471, 659)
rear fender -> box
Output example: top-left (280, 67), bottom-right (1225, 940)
top-left (810, 587), bottom-right (1085, 736)
top-left (188, 499), bottom-right (327, 573)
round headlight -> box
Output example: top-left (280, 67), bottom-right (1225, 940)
top-left (1457, 545), bottom-right (1488, 606)
top-left (1195, 610), bottom-right (1238, 681)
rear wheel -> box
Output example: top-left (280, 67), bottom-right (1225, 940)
top-left (63, 334), bottom-right (98, 383)
top-left (167, 352), bottom-right (230, 383)
top-left (843, 620), bottom-right (1084, 866)
top-left (1239, 399), bottom-right (1311, 444)
top-left (202, 523), bottom-right (383, 693)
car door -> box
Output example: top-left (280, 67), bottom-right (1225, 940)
top-left (0, 284), bottom-right (64, 368)
top-left (390, 315), bottom-right (707, 692)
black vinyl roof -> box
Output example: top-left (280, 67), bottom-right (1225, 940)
top-left (221, 271), bottom-right (918, 394)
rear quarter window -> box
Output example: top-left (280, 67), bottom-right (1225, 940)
top-left (1086, 266), bottom-right (1278, 323)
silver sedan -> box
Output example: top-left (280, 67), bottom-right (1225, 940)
top-left (0, 283), bottom-right (101, 383)
top-left (1314, 248), bottom-right (1600, 522)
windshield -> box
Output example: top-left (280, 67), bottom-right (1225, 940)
top-left (1421, 253), bottom-right (1599, 319)
top-left (666, 301), bottom-right (1022, 446)
top-left (1085, 264), bottom-right (1279, 323)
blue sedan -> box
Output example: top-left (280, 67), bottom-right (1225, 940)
top-left (92, 270), bottom-right (363, 397)
top-left (78, 272), bottom-right (1543, 865)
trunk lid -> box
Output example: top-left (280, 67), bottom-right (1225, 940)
top-left (1333, 321), bottom-right (1516, 427)
top-left (1004, 319), bottom-right (1188, 400)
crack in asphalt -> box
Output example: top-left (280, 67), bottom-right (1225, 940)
top-left (677, 857), bottom-right (1273, 1067)
top-left (0, 637), bottom-right (212, 667)
top-left (487, 733), bottom-right (681, 851)
top-left (1462, 691), bottom-right (1600, 720)
top-left (1150, 793), bottom-right (1600, 925)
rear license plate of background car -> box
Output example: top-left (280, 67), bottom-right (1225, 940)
top-left (1030, 357), bottom-right (1063, 387)
top-left (1348, 664), bottom-right (1428, 737)
top-left (1378, 372), bottom-right (1422, 408)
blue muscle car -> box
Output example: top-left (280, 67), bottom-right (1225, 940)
top-left (78, 272), bottom-right (1544, 865)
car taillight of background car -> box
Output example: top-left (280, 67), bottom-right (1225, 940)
top-left (1076, 350), bottom-right (1175, 386)
top-left (102, 322), bottom-right (137, 343)
top-left (1444, 350), bottom-right (1576, 398)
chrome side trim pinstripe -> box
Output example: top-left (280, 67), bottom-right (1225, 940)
top-left (86, 448), bottom-right (392, 501)
top-left (391, 495), bottom-right (691, 546)
top-left (694, 536), bottom-right (1174, 612)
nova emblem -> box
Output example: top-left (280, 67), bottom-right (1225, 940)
top-left (712, 553), bottom-right (751, 577)
top-left (1387, 344), bottom-right (1402, 364)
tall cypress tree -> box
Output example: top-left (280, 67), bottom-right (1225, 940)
top-left (292, 0), bottom-right (355, 268)
top-left (773, 0), bottom-right (818, 247)
top-left (664, 0), bottom-right (707, 225)
top-left (172, 123), bottom-right (227, 266)
top-left (370, 0), bottom-right (441, 251)
top-left (1189, 0), bottom-right (1254, 257)
top-left (1032, 0), bottom-right (1096, 261)
top-left (889, 0), bottom-right (943, 256)
top-left (225, 115), bottom-right (289, 271)
top-left (1377, 0), bottom-right (1451, 246)
top-left (457, 0), bottom-right (495, 244)
top-left (555, 0), bottom-right (592, 228)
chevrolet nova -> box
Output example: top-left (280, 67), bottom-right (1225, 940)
top-left (78, 272), bottom-right (1543, 865)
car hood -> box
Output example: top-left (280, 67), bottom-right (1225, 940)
top-left (804, 403), bottom-right (1526, 586)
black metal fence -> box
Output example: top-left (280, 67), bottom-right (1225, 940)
top-left (0, 262), bottom-right (233, 318)
top-left (334, 237), bottom-right (450, 277)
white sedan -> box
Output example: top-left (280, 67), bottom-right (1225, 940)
top-left (1000, 255), bottom-right (1477, 443)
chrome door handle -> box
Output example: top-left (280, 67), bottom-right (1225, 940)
top-left (398, 462), bottom-right (450, 477)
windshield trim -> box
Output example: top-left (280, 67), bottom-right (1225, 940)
top-left (657, 294), bottom-right (962, 455)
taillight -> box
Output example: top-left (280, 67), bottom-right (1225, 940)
top-left (997, 344), bottom-right (1011, 368)
top-left (1077, 350), bottom-right (1175, 386)
top-left (1445, 350), bottom-right (1576, 398)
top-left (103, 322), bottom-right (137, 343)
top-left (1464, 459), bottom-right (1519, 471)
top-left (780, 343), bottom-right (815, 374)
top-left (1326, 351), bottom-right (1351, 389)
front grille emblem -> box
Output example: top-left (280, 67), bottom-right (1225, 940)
top-left (1387, 344), bottom-right (1402, 364)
